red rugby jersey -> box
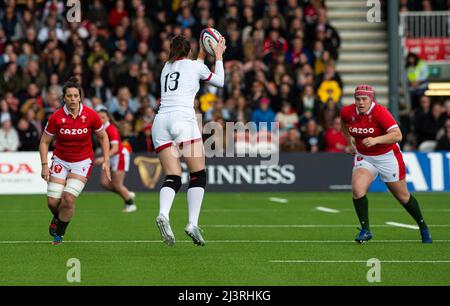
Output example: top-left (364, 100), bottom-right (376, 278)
top-left (104, 121), bottom-right (124, 155)
top-left (340, 102), bottom-right (399, 156)
top-left (44, 104), bottom-right (104, 162)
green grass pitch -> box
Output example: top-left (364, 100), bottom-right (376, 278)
top-left (0, 192), bottom-right (449, 285)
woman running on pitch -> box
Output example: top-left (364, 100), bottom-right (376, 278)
top-left (153, 34), bottom-right (226, 246)
top-left (95, 108), bottom-right (136, 213)
top-left (40, 77), bottom-right (111, 245)
top-left (341, 84), bottom-right (432, 244)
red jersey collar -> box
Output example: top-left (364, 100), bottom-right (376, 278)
top-left (64, 103), bottom-right (84, 117)
top-left (104, 121), bottom-right (110, 129)
top-left (356, 102), bottom-right (375, 116)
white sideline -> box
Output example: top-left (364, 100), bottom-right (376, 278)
top-left (202, 224), bottom-right (450, 228)
top-left (269, 197), bottom-right (288, 203)
top-left (270, 260), bottom-right (450, 263)
top-left (315, 206), bottom-right (340, 213)
top-left (1, 239), bottom-right (450, 244)
top-left (386, 222), bottom-right (420, 230)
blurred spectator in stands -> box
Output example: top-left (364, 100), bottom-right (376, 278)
top-left (232, 96), bottom-right (252, 124)
top-left (420, 103), bottom-right (446, 144)
top-left (436, 123), bottom-right (450, 151)
top-left (301, 118), bottom-right (324, 153)
top-left (288, 37), bottom-right (313, 68)
top-left (11, 10), bottom-right (40, 42)
top-left (205, 99), bottom-right (230, 122)
top-left (137, 123), bottom-right (154, 152)
top-left (280, 126), bottom-right (306, 152)
top-left (276, 101), bottom-right (299, 139)
top-left (108, 0), bottom-right (129, 29)
top-left (0, 43), bottom-right (17, 67)
top-left (87, 0), bottom-right (108, 28)
top-left (316, 61), bottom-right (343, 93)
top-left (1, 5), bottom-right (18, 40)
top-left (0, 117), bottom-right (19, 152)
top-left (132, 41), bottom-right (156, 68)
top-left (43, 88), bottom-right (61, 120)
top-left (87, 41), bottom-right (109, 68)
top-left (320, 98), bottom-right (340, 130)
top-left (324, 116), bottom-right (349, 153)
top-left (0, 62), bottom-right (21, 96)
top-left (0, 27), bottom-right (6, 55)
top-left (17, 42), bottom-right (39, 69)
top-left (262, 29), bottom-right (288, 64)
top-left (37, 16), bottom-right (67, 43)
top-left (17, 117), bottom-right (39, 151)
top-left (406, 52), bottom-right (429, 109)
top-left (317, 79), bottom-right (342, 105)
top-left (2, 93), bottom-right (19, 124)
top-left (23, 60), bottom-right (47, 90)
top-left (134, 106), bottom-right (155, 134)
top-left (413, 95), bottom-right (431, 145)
top-left (298, 84), bottom-right (321, 126)
top-left (107, 50), bottom-right (130, 90)
top-left (316, 7), bottom-right (341, 60)
top-left (252, 97), bottom-right (276, 131)
top-left (119, 121), bottom-right (138, 152)
top-left (177, 6), bottom-right (196, 29)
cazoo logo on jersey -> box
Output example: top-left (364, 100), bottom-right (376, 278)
top-left (349, 127), bottom-right (375, 134)
top-left (60, 128), bottom-right (88, 135)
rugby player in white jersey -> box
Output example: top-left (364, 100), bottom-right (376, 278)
top-left (152, 35), bottom-right (226, 246)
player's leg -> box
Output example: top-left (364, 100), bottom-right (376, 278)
top-left (155, 145), bottom-right (182, 246)
top-left (47, 157), bottom-right (69, 238)
top-left (352, 155), bottom-right (377, 243)
top-left (47, 177), bottom-right (65, 237)
top-left (380, 150), bottom-right (432, 243)
top-left (182, 139), bottom-right (206, 246)
top-left (52, 159), bottom-right (92, 244)
top-left (113, 151), bottom-right (136, 212)
top-left (53, 173), bottom-right (87, 244)
top-left (111, 170), bottom-right (136, 212)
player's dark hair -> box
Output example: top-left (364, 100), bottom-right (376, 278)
top-left (62, 77), bottom-right (84, 101)
top-left (168, 35), bottom-right (191, 63)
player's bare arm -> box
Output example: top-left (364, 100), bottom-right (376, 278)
top-left (340, 120), bottom-right (356, 155)
top-left (39, 132), bottom-right (53, 182)
top-left (95, 143), bottom-right (119, 165)
top-left (96, 129), bottom-right (111, 181)
top-left (362, 127), bottom-right (402, 147)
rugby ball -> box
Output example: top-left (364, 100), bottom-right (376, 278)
top-left (200, 28), bottom-right (222, 57)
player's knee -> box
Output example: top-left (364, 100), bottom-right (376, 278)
top-left (63, 178), bottom-right (85, 198)
top-left (188, 169), bottom-right (206, 189)
top-left (112, 180), bottom-right (123, 191)
top-left (397, 192), bottom-right (410, 205)
top-left (47, 182), bottom-right (64, 199)
top-left (352, 187), bottom-right (366, 199)
top-left (162, 175), bottom-right (182, 193)
top-left (61, 192), bottom-right (76, 207)
top-left (100, 179), bottom-right (111, 190)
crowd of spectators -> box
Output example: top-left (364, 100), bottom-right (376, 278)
top-left (401, 0), bottom-right (450, 151)
top-left (0, 0), bottom-right (448, 154)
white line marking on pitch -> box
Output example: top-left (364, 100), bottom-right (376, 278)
top-left (1, 240), bottom-right (450, 244)
top-left (386, 222), bottom-right (420, 230)
top-left (270, 260), bottom-right (450, 263)
top-left (269, 197), bottom-right (288, 203)
top-left (315, 206), bottom-right (340, 213)
top-left (203, 224), bottom-right (450, 228)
